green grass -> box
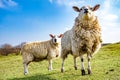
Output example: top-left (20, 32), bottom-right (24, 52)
top-left (0, 43), bottom-right (120, 80)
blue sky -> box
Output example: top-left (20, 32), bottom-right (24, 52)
top-left (0, 0), bottom-right (120, 46)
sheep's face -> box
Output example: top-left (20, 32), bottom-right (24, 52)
top-left (73, 4), bottom-right (100, 20)
top-left (49, 34), bottom-right (63, 45)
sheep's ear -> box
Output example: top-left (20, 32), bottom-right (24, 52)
top-left (58, 34), bottom-right (63, 38)
top-left (73, 6), bottom-right (80, 12)
top-left (49, 34), bottom-right (54, 38)
top-left (92, 4), bottom-right (100, 11)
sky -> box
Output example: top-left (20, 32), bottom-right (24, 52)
top-left (0, 0), bottom-right (120, 46)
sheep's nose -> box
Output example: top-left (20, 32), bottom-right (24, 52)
top-left (84, 9), bottom-right (88, 13)
top-left (54, 39), bottom-right (57, 42)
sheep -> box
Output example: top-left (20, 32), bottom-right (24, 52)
top-left (21, 34), bottom-right (63, 75)
top-left (61, 4), bottom-right (102, 75)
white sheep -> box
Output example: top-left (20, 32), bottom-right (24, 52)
top-left (61, 4), bottom-right (102, 75)
top-left (21, 34), bottom-right (63, 75)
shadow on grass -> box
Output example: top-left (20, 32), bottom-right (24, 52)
top-left (9, 74), bottom-right (56, 80)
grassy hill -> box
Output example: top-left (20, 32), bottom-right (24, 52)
top-left (0, 43), bottom-right (120, 80)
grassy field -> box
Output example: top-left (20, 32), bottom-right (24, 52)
top-left (0, 43), bottom-right (120, 80)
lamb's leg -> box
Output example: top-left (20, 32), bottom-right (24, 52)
top-left (74, 57), bottom-right (77, 70)
top-left (61, 58), bottom-right (65, 72)
top-left (87, 55), bottom-right (92, 74)
top-left (22, 52), bottom-right (33, 75)
top-left (23, 63), bottom-right (28, 75)
top-left (80, 56), bottom-right (85, 75)
top-left (48, 59), bottom-right (53, 71)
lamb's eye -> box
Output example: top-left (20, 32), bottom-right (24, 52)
top-left (80, 8), bottom-right (82, 11)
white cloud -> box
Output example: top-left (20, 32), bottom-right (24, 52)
top-left (0, 0), bottom-right (17, 8)
top-left (49, 0), bottom-right (103, 7)
top-left (7, 0), bottom-right (17, 6)
top-left (49, 0), bottom-right (53, 3)
top-left (97, 0), bottom-right (120, 43)
top-left (49, 0), bottom-right (86, 6)
top-left (0, 0), bottom-right (4, 8)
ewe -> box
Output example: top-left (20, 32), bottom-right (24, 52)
top-left (21, 34), bottom-right (62, 75)
top-left (61, 4), bottom-right (102, 75)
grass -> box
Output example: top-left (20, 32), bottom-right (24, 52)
top-left (0, 43), bottom-right (120, 80)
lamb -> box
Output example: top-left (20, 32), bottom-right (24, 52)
top-left (61, 4), bottom-right (102, 75)
top-left (21, 34), bottom-right (63, 75)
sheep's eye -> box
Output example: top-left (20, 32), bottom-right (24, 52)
top-left (90, 8), bottom-right (93, 10)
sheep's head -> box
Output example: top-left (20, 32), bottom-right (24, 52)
top-left (49, 34), bottom-right (63, 45)
top-left (73, 4), bottom-right (100, 21)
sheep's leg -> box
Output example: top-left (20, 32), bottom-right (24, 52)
top-left (74, 57), bottom-right (77, 70)
top-left (61, 58), bottom-right (65, 72)
top-left (87, 55), bottom-right (92, 74)
top-left (80, 56), bottom-right (85, 75)
top-left (23, 63), bottom-right (28, 75)
top-left (48, 59), bottom-right (52, 71)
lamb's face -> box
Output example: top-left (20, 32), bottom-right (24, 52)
top-left (49, 34), bottom-right (63, 45)
top-left (73, 4), bottom-right (100, 20)
top-left (52, 35), bottom-right (61, 44)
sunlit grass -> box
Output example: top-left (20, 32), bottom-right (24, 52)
top-left (0, 43), bottom-right (120, 80)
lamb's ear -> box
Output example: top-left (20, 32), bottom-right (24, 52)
top-left (58, 34), bottom-right (63, 38)
top-left (92, 4), bottom-right (100, 11)
top-left (49, 34), bottom-right (54, 38)
top-left (73, 6), bottom-right (80, 12)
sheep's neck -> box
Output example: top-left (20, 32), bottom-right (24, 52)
top-left (75, 16), bottom-right (100, 30)
top-left (73, 16), bottom-right (102, 42)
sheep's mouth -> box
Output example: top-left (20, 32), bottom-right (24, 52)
top-left (84, 11), bottom-right (88, 14)
top-left (83, 14), bottom-right (89, 20)
top-left (84, 12), bottom-right (90, 15)
top-left (84, 13), bottom-right (89, 16)
top-left (53, 43), bottom-right (58, 45)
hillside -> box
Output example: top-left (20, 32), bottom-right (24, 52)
top-left (0, 43), bottom-right (120, 80)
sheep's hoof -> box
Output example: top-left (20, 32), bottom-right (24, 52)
top-left (48, 68), bottom-right (52, 71)
top-left (24, 72), bottom-right (28, 75)
top-left (61, 68), bottom-right (64, 73)
top-left (81, 69), bottom-right (86, 75)
top-left (48, 69), bottom-right (52, 71)
top-left (88, 69), bottom-right (92, 75)
top-left (74, 66), bottom-right (77, 70)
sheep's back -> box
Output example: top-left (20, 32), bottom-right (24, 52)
top-left (61, 30), bottom-right (72, 53)
top-left (22, 41), bottom-right (49, 59)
